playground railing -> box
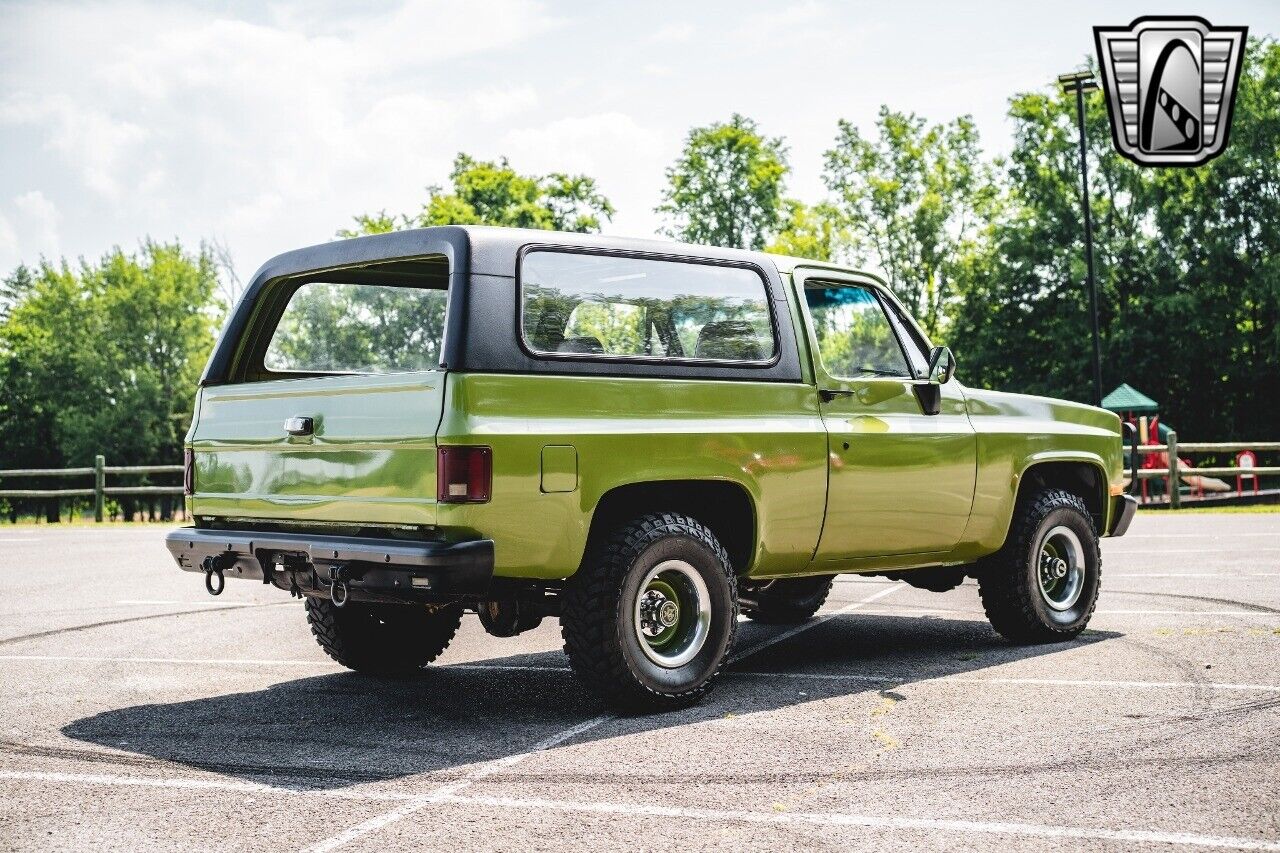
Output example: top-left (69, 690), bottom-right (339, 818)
top-left (1127, 432), bottom-right (1280, 508)
top-left (0, 455), bottom-right (184, 522)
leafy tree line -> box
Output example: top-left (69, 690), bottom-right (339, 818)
top-left (0, 243), bottom-right (220, 520)
top-left (2, 37), bottom-right (1276, 519)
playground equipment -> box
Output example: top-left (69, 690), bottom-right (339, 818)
top-left (1102, 383), bottom-right (1276, 506)
top-left (1236, 450), bottom-right (1259, 496)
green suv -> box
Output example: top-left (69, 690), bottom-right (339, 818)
top-left (166, 225), bottom-right (1136, 710)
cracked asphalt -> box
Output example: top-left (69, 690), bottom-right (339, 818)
top-left (1, 511), bottom-right (1278, 851)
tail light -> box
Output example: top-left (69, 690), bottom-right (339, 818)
top-left (183, 447), bottom-right (195, 496)
top-left (437, 446), bottom-right (491, 504)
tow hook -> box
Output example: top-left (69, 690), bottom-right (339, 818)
top-left (328, 564), bottom-right (350, 608)
top-left (202, 555), bottom-right (227, 596)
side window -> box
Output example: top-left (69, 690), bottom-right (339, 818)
top-left (880, 296), bottom-right (930, 378)
top-left (521, 251), bottom-right (776, 362)
top-left (803, 282), bottom-right (911, 379)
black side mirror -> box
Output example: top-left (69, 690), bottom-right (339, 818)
top-left (927, 346), bottom-right (956, 385)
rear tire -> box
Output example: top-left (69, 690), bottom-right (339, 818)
top-left (742, 575), bottom-right (834, 623)
top-left (561, 512), bottom-right (737, 712)
top-left (305, 598), bottom-right (462, 676)
top-left (977, 488), bottom-right (1100, 643)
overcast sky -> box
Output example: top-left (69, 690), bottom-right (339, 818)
top-left (2, 0), bottom-right (1276, 280)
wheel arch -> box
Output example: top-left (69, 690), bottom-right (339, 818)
top-left (581, 479), bottom-right (758, 576)
top-left (1015, 455), bottom-right (1108, 532)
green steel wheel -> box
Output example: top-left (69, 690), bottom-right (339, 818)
top-left (562, 512), bottom-right (737, 712)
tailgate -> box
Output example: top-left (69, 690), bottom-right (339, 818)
top-left (191, 371), bottom-right (445, 527)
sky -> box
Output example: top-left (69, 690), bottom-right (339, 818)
top-left (2, 0), bottom-right (1276, 281)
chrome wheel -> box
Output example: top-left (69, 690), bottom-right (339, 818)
top-left (1038, 525), bottom-right (1084, 611)
top-left (633, 559), bottom-right (711, 668)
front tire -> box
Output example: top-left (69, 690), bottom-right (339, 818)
top-left (306, 598), bottom-right (462, 676)
top-left (977, 488), bottom-right (1101, 643)
top-left (561, 513), bottom-right (737, 712)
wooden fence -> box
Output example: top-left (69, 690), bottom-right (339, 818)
top-left (0, 455), bottom-right (183, 522)
top-left (1128, 433), bottom-right (1280, 509)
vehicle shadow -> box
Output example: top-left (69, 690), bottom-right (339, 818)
top-left (60, 611), bottom-right (1121, 790)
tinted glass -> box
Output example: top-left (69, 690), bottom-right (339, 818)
top-left (521, 251), bottom-right (776, 362)
top-left (264, 282), bottom-right (447, 374)
top-left (804, 283), bottom-right (910, 379)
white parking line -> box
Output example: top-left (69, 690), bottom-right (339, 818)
top-left (1107, 574), bottom-right (1279, 579)
top-left (0, 654), bottom-right (334, 667)
top-left (734, 671), bottom-right (1280, 693)
top-left (1, 769), bottom-right (1275, 851)
top-left (1102, 548), bottom-right (1280, 554)
top-left (300, 715), bottom-right (611, 853)
top-left (1117, 533), bottom-right (1280, 539)
top-left (438, 792), bottom-right (1280, 851)
top-left (1092, 610), bottom-right (1279, 616)
top-left (729, 584), bottom-right (902, 664)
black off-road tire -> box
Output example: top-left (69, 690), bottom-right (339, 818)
top-left (977, 488), bottom-right (1101, 643)
top-left (742, 575), bottom-right (835, 624)
top-left (305, 598), bottom-right (462, 676)
top-left (561, 513), bottom-right (737, 712)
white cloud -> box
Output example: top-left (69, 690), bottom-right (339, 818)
top-left (650, 23), bottom-right (694, 43)
top-left (469, 86), bottom-right (540, 122)
top-left (501, 112), bottom-right (668, 237)
top-left (0, 94), bottom-right (149, 197)
top-left (0, 191), bottom-right (61, 269)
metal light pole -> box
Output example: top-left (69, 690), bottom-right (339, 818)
top-left (1059, 71), bottom-right (1103, 406)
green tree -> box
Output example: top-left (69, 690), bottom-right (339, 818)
top-left (0, 243), bottom-right (220, 478)
top-left (951, 39), bottom-right (1280, 439)
top-left (340, 153), bottom-right (614, 238)
top-left (657, 114), bottom-right (789, 250)
top-left (766, 200), bottom-right (845, 262)
top-left (824, 109), bottom-right (992, 336)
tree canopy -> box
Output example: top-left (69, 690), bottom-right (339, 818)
top-left (340, 153), bottom-right (615, 238)
top-left (0, 243), bottom-right (220, 472)
top-left (657, 114), bottom-right (790, 250)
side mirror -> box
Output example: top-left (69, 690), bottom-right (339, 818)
top-left (927, 346), bottom-right (956, 385)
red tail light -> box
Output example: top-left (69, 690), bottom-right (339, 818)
top-left (436, 446), bottom-right (491, 503)
top-left (183, 447), bottom-right (195, 496)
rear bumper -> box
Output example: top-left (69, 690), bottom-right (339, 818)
top-left (165, 527), bottom-right (494, 600)
top-left (1107, 494), bottom-right (1138, 537)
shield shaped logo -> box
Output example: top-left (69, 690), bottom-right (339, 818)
top-left (1094, 16), bottom-right (1247, 166)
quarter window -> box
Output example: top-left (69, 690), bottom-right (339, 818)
top-left (804, 283), bottom-right (911, 379)
top-left (521, 251), bottom-right (776, 362)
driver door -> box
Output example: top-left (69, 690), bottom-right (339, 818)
top-left (801, 276), bottom-right (976, 560)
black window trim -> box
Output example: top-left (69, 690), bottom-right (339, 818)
top-left (798, 275), bottom-right (917, 382)
top-left (515, 244), bottom-right (783, 370)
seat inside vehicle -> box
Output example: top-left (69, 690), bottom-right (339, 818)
top-left (694, 320), bottom-right (764, 361)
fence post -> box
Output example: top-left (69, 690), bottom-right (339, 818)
top-left (1167, 431), bottom-right (1180, 510)
top-left (94, 455), bottom-right (105, 523)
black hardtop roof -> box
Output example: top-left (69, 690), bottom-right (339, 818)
top-left (245, 224), bottom-right (864, 287)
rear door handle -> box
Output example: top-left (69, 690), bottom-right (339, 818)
top-left (818, 389), bottom-right (854, 402)
top-left (284, 416), bottom-right (314, 436)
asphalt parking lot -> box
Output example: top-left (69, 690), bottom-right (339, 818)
top-left (1, 512), bottom-right (1278, 852)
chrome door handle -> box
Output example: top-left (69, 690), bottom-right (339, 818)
top-left (284, 416), bottom-right (314, 436)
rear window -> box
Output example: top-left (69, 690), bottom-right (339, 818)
top-left (520, 251), bottom-right (776, 362)
top-left (264, 282), bottom-right (448, 374)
